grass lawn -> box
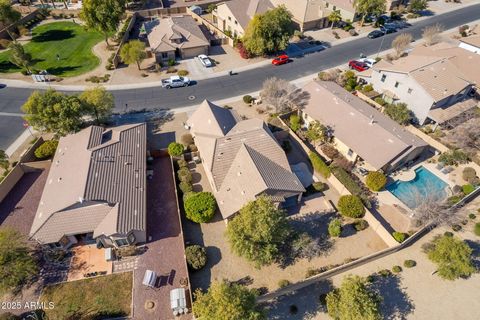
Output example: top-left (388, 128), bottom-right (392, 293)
top-left (0, 21), bottom-right (103, 77)
top-left (40, 272), bottom-right (133, 319)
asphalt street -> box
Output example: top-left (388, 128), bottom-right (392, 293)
top-left (1, 3), bottom-right (480, 150)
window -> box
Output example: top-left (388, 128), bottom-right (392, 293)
top-left (407, 88), bottom-right (413, 94)
top-left (115, 238), bottom-right (129, 247)
top-left (234, 20), bottom-right (238, 25)
top-left (161, 52), bottom-right (168, 59)
top-left (381, 74), bottom-right (387, 82)
top-left (228, 16), bottom-right (231, 21)
top-left (325, 2), bottom-right (329, 8)
top-left (333, 6), bottom-right (336, 10)
top-left (394, 81), bottom-right (399, 88)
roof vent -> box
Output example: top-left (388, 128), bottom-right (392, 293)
top-left (78, 196), bottom-right (84, 204)
top-left (124, 162), bottom-right (132, 166)
top-left (57, 177), bottom-right (62, 182)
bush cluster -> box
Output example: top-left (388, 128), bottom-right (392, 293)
top-left (185, 245), bottom-right (207, 270)
top-left (86, 74), bottom-right (110, 83)
top-left (243, 95), bottom-right (253, 104)
top-left (177, 70), bottom-right (189, 76)
top-left (309, 152), bottom-right (331, 178)
top-left (365, 171), bottom-right (387, 192)
top-left (34, 140), bottom-right (58, 159)
top-left (392, 265), bottom-right (402, 273)
top-left (462, 184), bottom-right (475, 195)
top-left (438, 150), bottom-right (469, 166)
top-left (289, 114), bottom-right (302, 132)
top-left (403, 259), bottom-right (416, 268)
top-left (462, 167), bottom-right (478, 185)
top-left (168, 142), bottom-right (184, 157)
top-left (330, 166), bottom-right (369, 205)
top-left (392, 231), bottom-right (408, 243)
top-left (337, 195), bottom-right (365, 218)
top-left (184, 192), bottom-right (217, 223)
top-left (321, 144), bottom-right (339, 159)
top-left (312, 182), bottom-right (327, 192)
top-left (278, 279), bottom-right (290, 288)
top-left (354, 219), bottom-right (369, 231)
top-left (474, 223), bottom-right (480, 237)
top-left (328, 218), bottom-right (342, 237)
top-left (177, 167), bottom-right (192, 183)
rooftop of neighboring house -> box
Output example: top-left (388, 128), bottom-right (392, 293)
top-left (144, 15), bottom-right (209, 52)
top-left (187, 100), bottom-right (304, 218)
top-left (459, 34), bottom-right (480, 48)
top-left (372, 48), bottom-right (473, 102)
top-left (325, 0), bottom-right (356, 12)
top-left (30, 124), bottom-right (147, 244)
top-left (218, 0), bottom-right (274, 30)
top-left (302, 81), bottom-right (427, 170)
top-left (270, 0), bottom-right (323, 24)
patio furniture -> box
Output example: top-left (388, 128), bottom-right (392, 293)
top-left (170, 288), bottom-right (188, 315)
top-left (435, 163), bottom-right (445, 170)
top-left (142, 270), bottom-right (157, 288)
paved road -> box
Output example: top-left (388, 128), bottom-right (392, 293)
top-left (1, 3), bottom-right (480, 149)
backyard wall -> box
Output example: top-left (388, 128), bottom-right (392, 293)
top-left (112, 13), bottom-right (138, 68)
top-left (405, 125), bottom-right (450, 153)
top-left (0, 165), bottom-right (24, 203)
top-left (0, 8), bottom-right (40, 40)
top-left (186, 7), bottom-right (232, 46)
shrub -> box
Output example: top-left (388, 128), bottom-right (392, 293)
top-left (462, 184), bottom-right (475, 195)
top-left (392, 231), bottom-right (407, 243)
top-left (332, 156), bottom-right (354, 171)
top-left (403, 260), bottom-right (416, 268)
top-left (374, 97), bottom-right (386, 106)
top-left (177, 70), bottom-right (189, 76)
top-left (378, 269), bottom-right (391, 277)
top-left (330, 166), bottom-right (368, 204)
top-left (179, 181), bottom-right (193, 194)
top-left (177, 167), bottom-right (192, 183)
top-left (34, 140), bottom-right (58, 159)
top-left (167, 58), bottom-right (176, 66)
top-left (321, 144), bottom-right (339, 159)
top-left (278, 279), bottom-right (290, 288)
top-left (0, 39), bottom-right (11, 49)
top-left (462, 167), bottom-right (477, 183)
top-left (354, 219), bottom-right (369, 231)
top-left (184, 192), bottom-right (217, 223)
top-left (444, 231), bottom-right (454, 237)
top-left (447, 195), bottom-right (462, 205)
top-left (243, 95), bottom-right (253, 104)
top-left (168, 142), bottom-right (184, 157)
top-left (189, 144), bottom-right (198, 152)
top-left (365, 171), bottom-right (387, 191)
top-left (468, 213), bottom-right (476, 220)
top-left (185, 245), bottom-right (207, 270)
top-left (362, 84), bottom-right (374, 92)
top-left (289, 114), bottom-right (301, 132)
top-left (181, 133), bottom-right (193, 146)
top-left (392, 265), bottom-right (402, 273)
top-left (328, 218), bottom-right (342, 237)
top-left (177, 159), bottom-right (188, 168)
top-left (166, 67), bottom-right (177, 73)
top-left (312, 182), bottom-right (327, 192)
top-left (309, 152), bottom-right (331, 178)
top-left (452, 224), bottom-right (462, 232)
top-left (337, 195), bottom-right (365, 218)
top-left (438, 150), bottom-right (469, 166)
top-left (305, 268), bottom-right (321, 278)
top-left (236, 42), bottom-right (250, 59)
top-left (474, 223), bottom-right (480, 236)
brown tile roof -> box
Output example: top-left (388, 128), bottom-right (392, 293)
top-left (302, 81), bottom-right (427, 170)
top-left (145, 15), bottom-right (209, 53)
top-left (30, 124), bottom-right (147, 244)
top-left (223, 0), bottom-right (274, 29)
top-left (188, 100), bottom-right (304, 218)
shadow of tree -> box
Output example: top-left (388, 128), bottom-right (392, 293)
top-left (371, 274), bottom-right (415, 320)
top-left (32, 29), bottom-right (75, 42)
top-left (465, 239), bottom-right (480, 269)
top-left (46, 65), bottom-right (80, 75)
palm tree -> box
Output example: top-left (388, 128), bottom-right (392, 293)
top-left (9, 42), bottom-right (32, 73)
top-left (0, 0), bottom-right (21, 40)
top-left (328, 10), bottom-right (342, 29)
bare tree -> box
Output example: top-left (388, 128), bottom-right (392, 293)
top-left (411, 190), bottom-right (460, 228)
top-left (318, 68), bottom-right (341, 82)
top-left (422, 24), bottom-right (443, 46)
top-left (392, 33), bottom-right (413, 58)
top-left (260, 77), bottom-right (310, 114)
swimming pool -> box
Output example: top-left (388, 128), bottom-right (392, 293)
top-left (386, 166), bottom-right (448, 209)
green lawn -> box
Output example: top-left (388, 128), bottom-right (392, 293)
top-left (40, 272), bottom-right (133, 319)
top-left (0, 21), bottom-right (103, 77)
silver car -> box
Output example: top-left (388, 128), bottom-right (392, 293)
top-left (198, 54), bottom-right (212, 67)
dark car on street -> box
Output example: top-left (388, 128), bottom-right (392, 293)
top-left (380, 26), bottom-right (397, 34)
top-left (368, 30), bottom-right (384, 39)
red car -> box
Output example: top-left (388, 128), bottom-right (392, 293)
top-left (272, 54), bottom-right (290, 65)
top-left (348, 60), bottom-right (369, 72)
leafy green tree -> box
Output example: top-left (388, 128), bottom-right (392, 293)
top-left (328, 218), bottom-right (342, 237)
top-left (0, 150), bottom-right (8, 170)
top-left (226, 196), bottom-right (292, 268)
top-left (193, 280), bottom-right (265, 320)
top-left (79, 86), bottom-right (114, 124)
top-left (0, 228), bottom-right (38, 293)
top-left (337, 195), bottom-right (365, 218)
top-left (0, 0), bottom-right (21, 40)
top-left (168, 142), bottom-right (184, 157)
top-left (8, 42), bottom-right (32, 73)
top-left (326, 275), bottom-right (381, 320)
top-left (184, 192), bottom-right (217, 223)
top-left (425, 234), bottom-right (475, 280)
top-left (34, 140), bottom-right (58, 159)
top-left (353, 0), bottom-right (387, 26)
top-left (185, 245), bottom-right (207, 270)
top-left (328, 10), bottom-right (342, 29)
top-left (365, 171), bottom-right (387, 191)
top-left (306, 120), bottom-right (328, 145)
top-left (120, 40), bottom-right (147, 70)
top-left (242, 6), bottom-right (293, 56)
top-left (384, 103), bottom-right (412, 125)
top-left (80, 0), bottom-right (126, 45)
top-left (21, 89), bottom-right (88, 136)
top-left (408, 0), bottom-right (428, 13)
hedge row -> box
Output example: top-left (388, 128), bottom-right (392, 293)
top-left (308, 152), bottom-right (331, 178)
top-left (331, 165), bottom-right (370, 206)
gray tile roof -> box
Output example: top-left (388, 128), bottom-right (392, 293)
top-left (30, 124), bottom-right (147, 244)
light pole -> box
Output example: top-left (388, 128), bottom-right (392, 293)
top-left (376, 33), bottom-right (387, 58)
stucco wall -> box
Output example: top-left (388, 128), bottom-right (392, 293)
top-left (0, 165), bottom-right (24, 203)
top-left (213, 4), bottom-right (245, 37)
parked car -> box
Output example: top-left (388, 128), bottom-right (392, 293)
top-left (368, 30), bottom-right (384, 39)
top-left (272, 54), bottom-right (290, 66)
top-left (197, 54), bottom-right (212, 67)
top-left (348, 60), bottom-right (369, 72)
top-left (161, 76), bottom-right (191, 89)
top-left (380, 26), bottom-right (396, 34)
top-left (358, 58), bottom-right (376, 68)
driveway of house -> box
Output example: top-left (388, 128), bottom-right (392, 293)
top-left (133, 156), bottom-right (192, 320)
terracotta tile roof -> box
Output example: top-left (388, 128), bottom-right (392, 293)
top-left (222, 0), bottom-right (274, 29)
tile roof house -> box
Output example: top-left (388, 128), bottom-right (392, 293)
top-left (212, 0), bottom-right (274, 38)
top-left (187, 100), bottom-right (305, 219)
top-left (301, 81), bottom-right (428, 172)
top-left (359, 43), bottom-right (478, 125)
top-left (459, 34), bottom-right (480, 55)
top-left (144, 15), bottom-right (209, 62)
top-left (29, 124), bottom-right (147, 249)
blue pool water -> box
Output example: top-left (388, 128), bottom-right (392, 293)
top-left (386, 166), bottom-right (448, 209)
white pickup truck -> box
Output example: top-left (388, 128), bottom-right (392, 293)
top-left (161, 75), bottom-right (191, 89)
